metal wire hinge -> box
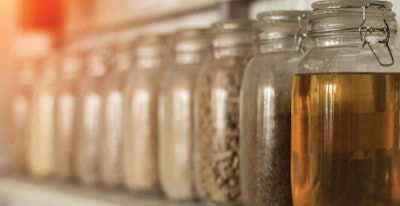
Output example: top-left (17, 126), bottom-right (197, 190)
top-left (295, 13), bottom-right (308, 54)
top-left (359, 3), bottom-right (394, 67)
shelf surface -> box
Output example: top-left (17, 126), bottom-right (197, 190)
top-left (0, 176), bottom-right (202, 206)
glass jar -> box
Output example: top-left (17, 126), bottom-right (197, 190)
top-left (28, 56), bottom-right (58, 178)
top-left (54, 52), bottom-right (83, 180)
top-left (10, 60), bottom-right (36, 174)
top-left (76, 47), bottom-right (109, 185)
top-left (194, 20), bottom-right (253, 206)
top-left (123, 34), bottom-right (169, 193)
top-left (291, 1), bottom-right (400, 205)
top-left (158, 28), bottom-right (210, 200)
top-left (99, 41), bottom-right (135, 188)
top-left (240, 11), bottom-right (309, 206)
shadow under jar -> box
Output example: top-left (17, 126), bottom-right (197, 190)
top-left (158, 28), bottom-right (210, 201)
top-left (123, 35), bottom-right (169, 194)
top-left (291, 1), bottom-right (400, 205)
top-left (54, 52), bottom-right (83, 181)
top-left (28, 55), bottom-right (58, 179)
top-left (10, 60), bottom-right (36, 174)
top-left (240, 10), bottom-right (309, 206)
top-left (99, 41), bottom-right (135, 188)
top-left (75, 47), bottom-right (109, 185)
top-left (194, 20), bottom-right (253, 206)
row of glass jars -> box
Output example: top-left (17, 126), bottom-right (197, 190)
top-left (9, 0), bottom-right (400, 205)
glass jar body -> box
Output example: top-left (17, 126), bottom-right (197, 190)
top-left (195, 53), bottom-right (251, 206)
top-left (98, 70), bottom-right (127, 187)
top-left (159, 62), bottom-right (204, 200)
top-left (123, 68), bottom-right (164, 193)
top-left (10, 85), bottom-right (33, 174)
top-left (54, 78), bottom-right (79, 180)
top-left (76, 76), bottom-right (103, 185)
top-left (28, 81), bottom-right (56, 178)
top-left (292, 39), bottom-right (400, 206)
top-left (240, 51), bottom-right (302, 206)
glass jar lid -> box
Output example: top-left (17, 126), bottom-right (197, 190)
top-left (309, 0), bottom-right (397, 36)
top-left (173, 28), bottom-right (210, 53)
top-left (211, 20), bottom-right (254, 48)
top-left (18, 60), bottom-right (36, 85)
top-left (256, 11), bottom-right (309, 40)
top-left (60, 53), bottom-right (84, 80)
top-left (40, 55), bottom-right (59, 83)
top-left (136, 34), bottom-right (169, 57)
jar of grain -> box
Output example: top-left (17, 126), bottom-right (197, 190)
top-left (292, 1), bottom-right (400, 205)
top-left (99, 40), bottom-right (135, 188)
top-left (28, 55), bottom-right (58, 178)
top-left (54, 52), bottom-right (83, 180)
top-left (123, 34), bottom-right (169, 193)
top-left (158, 28), bottom-right (210, 200)
top-left (240, 11), bottom-right (309, 206)
top-left (194, 20), bottom-right (253, 206)
top-left (76, 47), bottom-right (109, 185)
top-left (10, 60), bottom-right (36, 174)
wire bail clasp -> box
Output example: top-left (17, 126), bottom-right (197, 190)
top-left (295, 13), bottom-right (308, 54)
top-left (359, 3), bottom-right (394, 67)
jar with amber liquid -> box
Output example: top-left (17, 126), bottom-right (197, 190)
top-left (292, 1), bottom-right (400, 205)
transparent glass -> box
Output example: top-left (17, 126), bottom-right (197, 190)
top-left (292, 1), bottom-right (400, 205)
top-left (240, 11), bottom-right (308, 206)
top-left (159, 29), bottom-right (209, 200)
top-left (54, 54), bottom-right (82, 180)
top-left (194, 20), bottom-right (253, 206)
top-left (123, 35), bottom-right (168, 193)
top-left (76, 49), bottom-right (108, 185)
top-left (10, 61), bottom-right (36, 174)
top-left (99, 44), bottom-right (133, 187)
top-left (28, 57), bottom-right (58, 178)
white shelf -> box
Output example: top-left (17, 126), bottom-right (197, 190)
top-left (0, 176), bottom-right (201, 206)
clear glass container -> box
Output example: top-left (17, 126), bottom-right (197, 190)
top-left (158, 28), bottom-right (210, 200)
top-left (240, 11), bottom-right (309, 206)
top-left (194, 20), bottom-right (253, 206)
top-left (76, 47), bottom-right (109, 185)
top-left (123, 35), bottom-right (169, 193)
top-left (54, 52), bottom-right (83, 180)
top-left (10, 60), bottom-right (36, 174)
top-left (99, 41), bottom-right (135, 188)
top-left (291, 1), bottom-right (400, 205)
top-left (28, 56), bottom-right (58, 178)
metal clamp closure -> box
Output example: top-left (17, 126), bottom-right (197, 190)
top-left (295, 13), bottom-right (308, 54)
top-left (359, 3), bottom-right (394, 67)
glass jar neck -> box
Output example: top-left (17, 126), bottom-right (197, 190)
top-left (213, 45), bottom-right (252, 59)
top-left (255, 38), bottom-right (299, 54)
top-left (86, 55), bottom-right (107, 77)
top-left (113, 49), bottom-right (133, 72)
top-left (136, 55), bottom-right (164, 70)
top-left (313, 32), bottom-right (397, 48)
top-left (174, 50), bottom-right (207, 65)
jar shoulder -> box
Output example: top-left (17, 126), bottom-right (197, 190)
top-left (299, 46), bottom-right (400, 73)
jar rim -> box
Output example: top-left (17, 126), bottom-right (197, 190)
top-left (309, 0), bottom-right (397, 36)
top-left (211, 20), bottom-right (254, 32)
top-left (257, 10), bottom-right (310, 22)
top-left (312, 0), bottom-right (393, 10)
